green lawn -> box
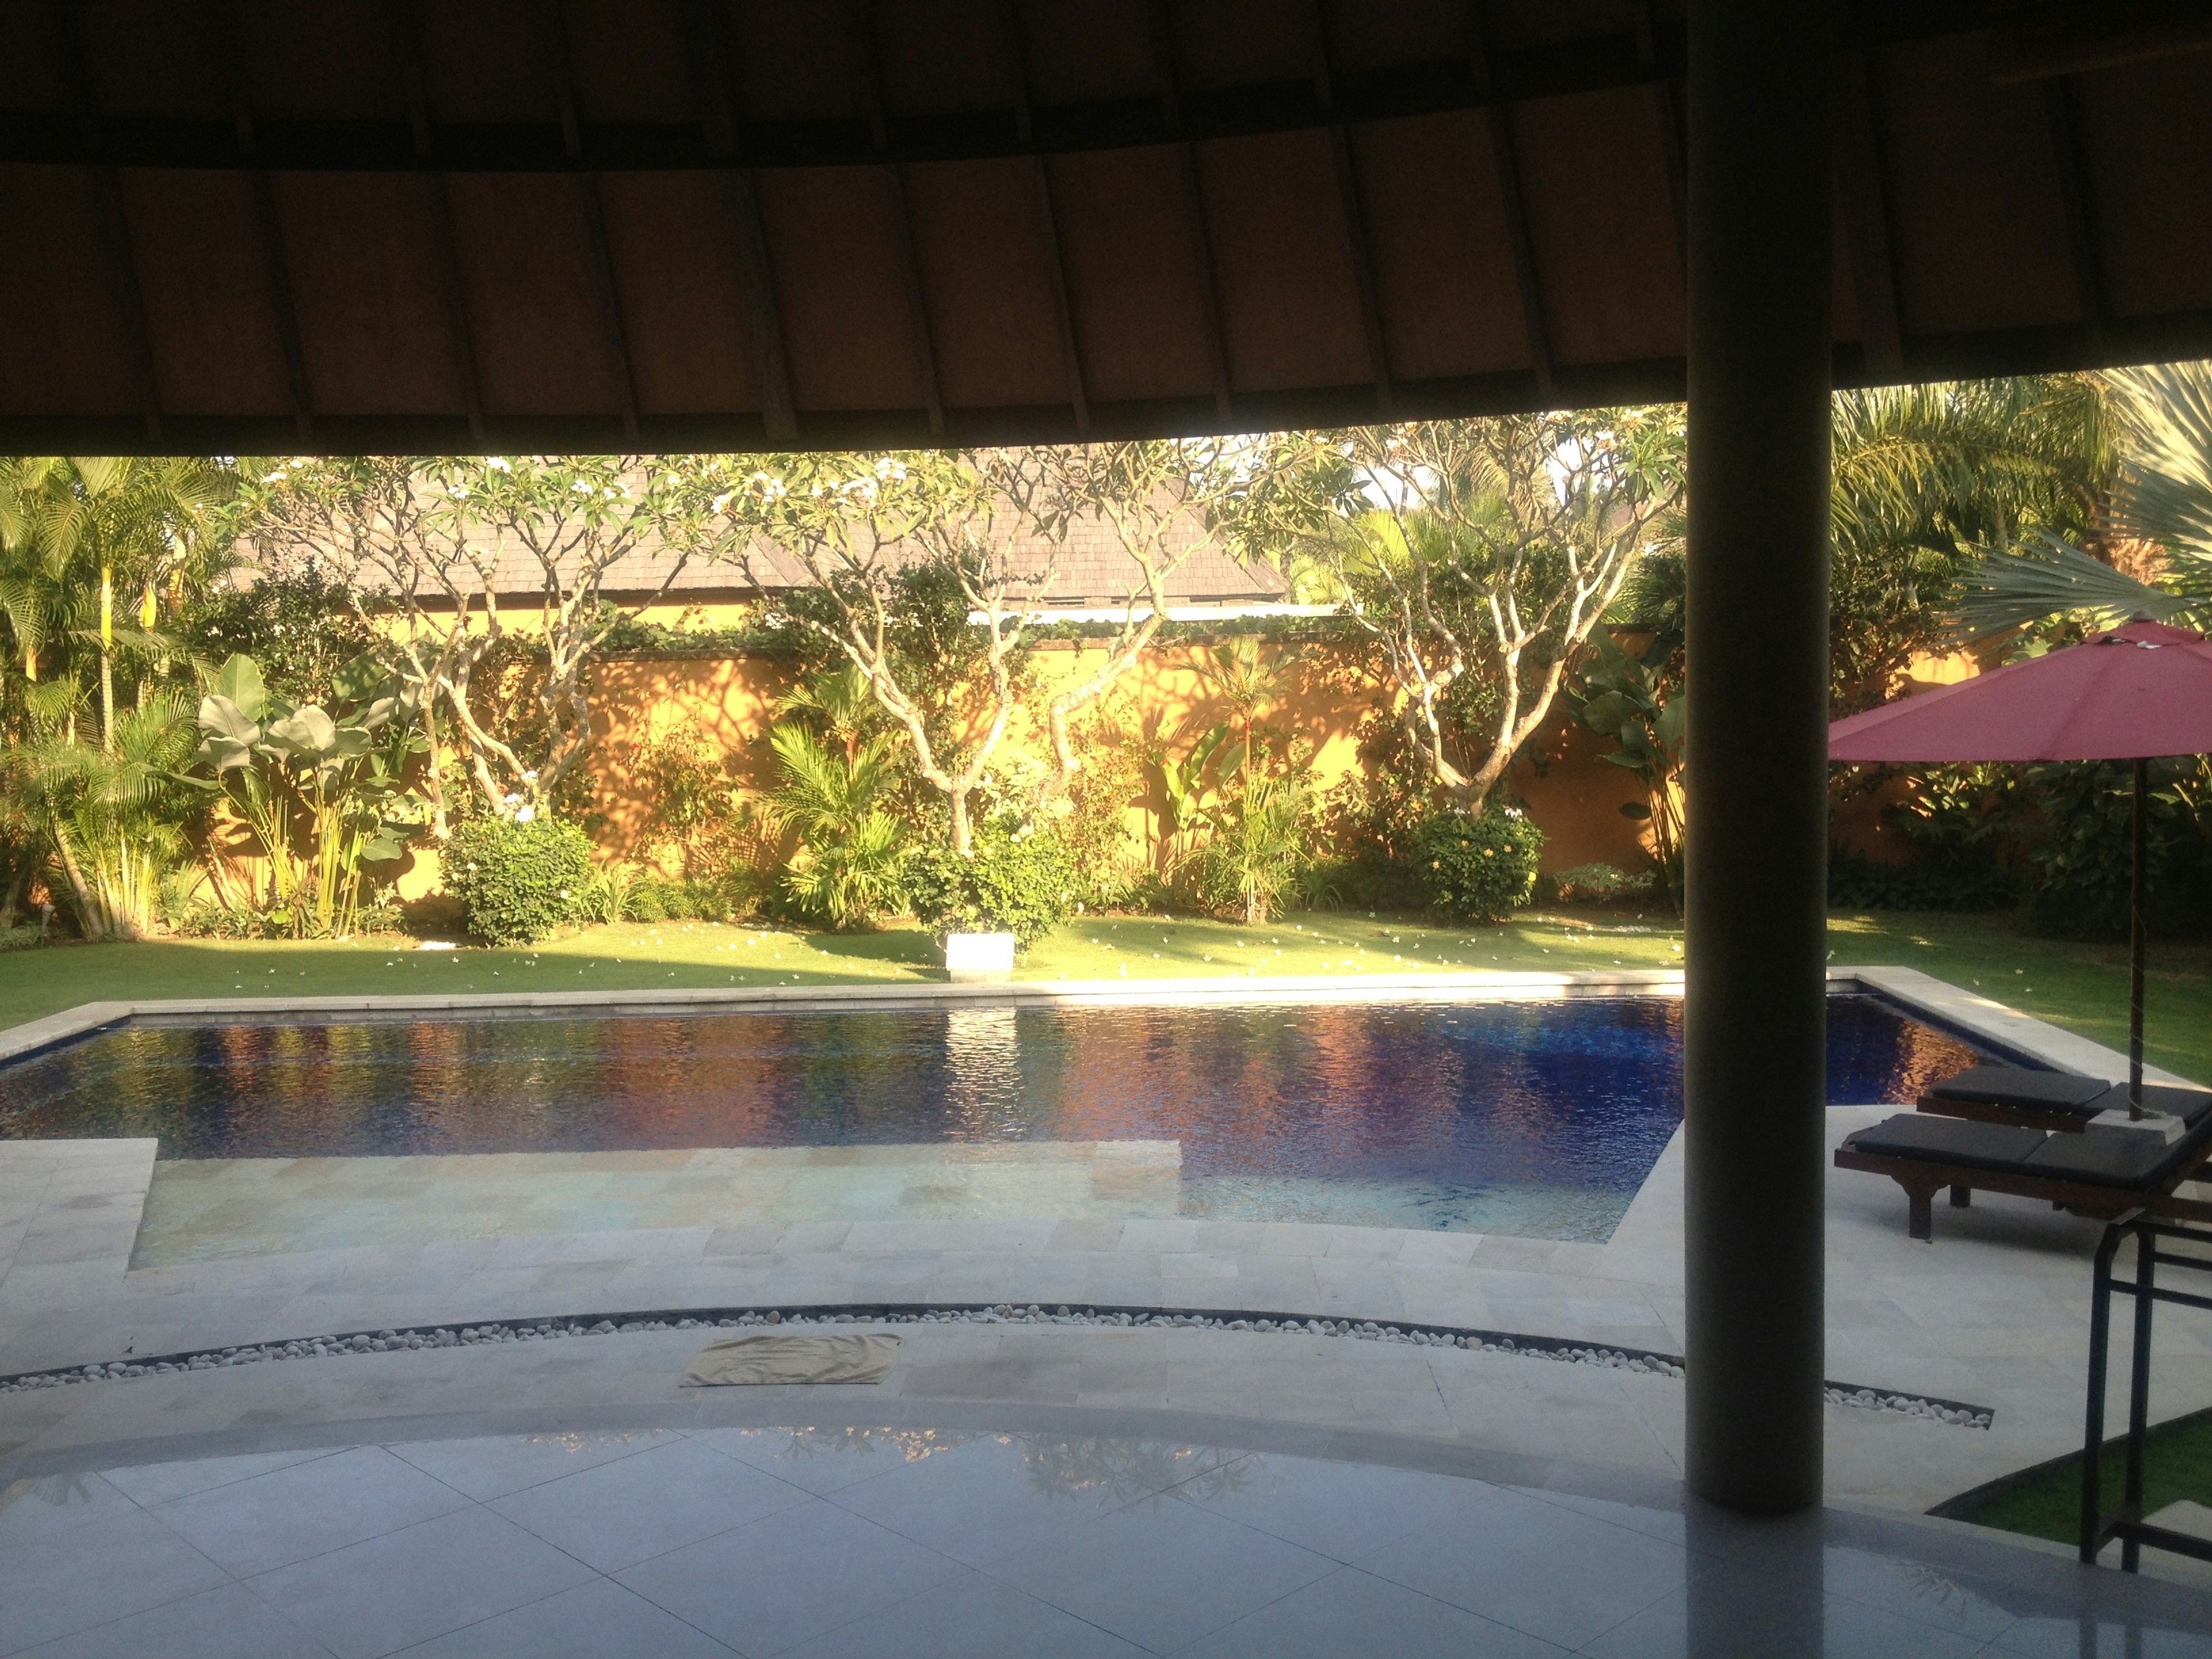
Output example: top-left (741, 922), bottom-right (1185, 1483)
top-left (1941, 1413), bottom-right (2212, 1548)
top-left (4, 906), bottom-right (2205, 1081)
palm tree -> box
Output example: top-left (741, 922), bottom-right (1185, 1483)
top-left (771, 664), bottom-right (877, 764)
top-left (758, 720), bottom-right (908, 929)
top-left (1955, 362), bottom-right (2212, 635)
top-left (1609, 376), bottom-right (2111, 709)
top-left (5, 690), bottom-right (198, 940)
top-left (16, 456), bottom-right (232, 748)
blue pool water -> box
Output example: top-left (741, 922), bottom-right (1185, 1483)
top-left (0, 994), bottom-right (2000, 1239)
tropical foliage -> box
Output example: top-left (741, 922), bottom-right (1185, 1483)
top-left (1956, 362), bottom-right (2211, 637)
top-left (757, 673), bottom-right (911, 930)
top-left (1226, 411), bottom-right (1687, 816)
top-left (6, 692), bottom-right (198, 941)
top-left (192, 654), bottom-right (429, 938)
top-left (1571, 629), bottom-right (1685, 910)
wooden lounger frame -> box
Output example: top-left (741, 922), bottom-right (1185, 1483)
top-left (1833, 1142), bottom-right (2212, 1241)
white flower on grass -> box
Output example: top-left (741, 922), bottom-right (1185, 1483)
top-left (572, 480), bottom-right (594, 495)
top-left (486, 456), bottom-right (512, 472)
top-left (515, 805), bottom-right (536, 824)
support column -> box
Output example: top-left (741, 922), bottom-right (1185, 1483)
top-left (1683, 0), bottom-right (1833, 1513)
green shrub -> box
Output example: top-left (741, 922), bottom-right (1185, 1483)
top-left (1827, 846), bottom-right (2016, 913)
top-left (1544, 862), bottom-right (1656, 906)
top-left (447, 816), bottom-right (592, 945)
top-left (2024, 759), bottom-right (2212, 940)
top-left (628, 873), bottom-right (733, 923)
top-left (1413, 805), bottom-right (1544, 923)
top-left (906, 820), bottom-right (1078, 947)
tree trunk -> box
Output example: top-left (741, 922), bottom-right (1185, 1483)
top-left (99, 565), bottom-right (115, 751)
top-left (0, 860), bottom-right (29, 929)
top-left (51, 825), bottom-right (101, 944)
top-left (949, 789), bottom-right (972, 855)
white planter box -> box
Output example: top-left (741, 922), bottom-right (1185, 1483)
top-left (944, 931), bottom-right (1017, 983)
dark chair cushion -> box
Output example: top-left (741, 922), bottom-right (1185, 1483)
top-left (1847, 1115), bottom-right (2048, 1172)
top-left (2023, 1113), bottom-right (2212, 1188)
top-left (1922, 1066), bottom-right (2109, 1111)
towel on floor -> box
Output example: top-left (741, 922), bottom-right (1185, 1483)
top-left (680, 1331), bottom-right (901, 1387)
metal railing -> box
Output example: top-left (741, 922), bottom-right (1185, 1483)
top-left (2082, 1213), bottom-right (2212, 1569)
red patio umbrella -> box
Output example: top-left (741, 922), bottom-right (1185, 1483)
top-left (1828, 618), bottom-right (2212, 1113)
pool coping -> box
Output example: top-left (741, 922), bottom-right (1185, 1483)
top-left (0, 961), bottom-right (2186, 1087)
top-left (0, 969), bottom-right (1685, 1065)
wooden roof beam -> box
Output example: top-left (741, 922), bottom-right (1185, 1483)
top-left (1313, 1), bottom-right (1394, 416)
top-left (536, 1), bottom-right (640, 443)
top-left (1150, 2), bottom-right (1234, 424)
top-left (196, 0), bottom-right (313, 442)
top-left (54, 0), bottom-right (162, 443)
top-left (856, 2), bottom-right (946, 438)
top-left (387, 2), bottom-right (486, 445)
top-left (2041, 75), bottom-right (2108, 358)
top-left (1833, 44), bottom-right (1904, 380)
top-left (680, 0), bottom-right (797, 444)
top-left (1465, 1), bottom-right (1554, 405)
top-left (1004, 2), bottom-right (1089, 433)
top-left (1634, 0), bottom-right (1688, 269)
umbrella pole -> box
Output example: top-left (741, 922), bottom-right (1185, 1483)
top-left (2130, 756), bottom-right (2147, 1117)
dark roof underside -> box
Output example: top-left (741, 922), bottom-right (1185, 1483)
top-left (3, 0), bottom-right (2210, 456)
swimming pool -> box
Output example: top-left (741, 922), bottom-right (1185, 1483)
top-left (0, 993), bottom-right (2001, 1240)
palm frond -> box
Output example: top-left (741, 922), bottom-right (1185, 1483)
top-left (1951, 531), bottom-right (2191, 639)
top-left (2104, 362), bottom-right (2212, 563)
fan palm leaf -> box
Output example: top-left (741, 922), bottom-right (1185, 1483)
top-left (1955, 362), bottom-right (2212, 637)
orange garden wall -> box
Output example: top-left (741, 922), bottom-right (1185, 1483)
top-left (574, 640), bottom-right (1656, 881)
top-left (385, 633), bottom-right (1989, 903)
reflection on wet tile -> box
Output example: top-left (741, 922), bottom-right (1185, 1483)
top-left (389, 1429), bottom-right (679, 1501)
top-left (0, 1425), bottom-right (2203, 1659)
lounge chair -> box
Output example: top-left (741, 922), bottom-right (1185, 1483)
top-left (1835, 1108), bottom-right (2212, 1241)
top-left (1918, 1065), bottom-right (2212, 1134)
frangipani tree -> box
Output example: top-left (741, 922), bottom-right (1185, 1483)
top-left (715, 449), bottom-right (1059, 853)
top-left (1029, 438), bottom-right (1244, 797)
top-left (1227, 411), bottom-right (1686, 815)
top-left (237, 454), bottom-right (718, 830)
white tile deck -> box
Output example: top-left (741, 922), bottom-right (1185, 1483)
top-left (1, 1424), bottom-right (2207, 1657)
top-left (0, 965), bottom-right (2205, 1604)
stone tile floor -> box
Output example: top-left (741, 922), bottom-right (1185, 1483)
top-left (2, 1419), bottom-right (2209, 1658)
top-left (132, 1142), bottom-right (1185, 1266)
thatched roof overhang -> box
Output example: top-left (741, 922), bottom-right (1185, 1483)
top-left (2, 0), bottom-right (2208, 454)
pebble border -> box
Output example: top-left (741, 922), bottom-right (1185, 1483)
top-left (0, 1301), bottom-right (1996, 1429)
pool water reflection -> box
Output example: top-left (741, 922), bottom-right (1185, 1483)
top-left (0, 993), bottom-right (1996, 1240)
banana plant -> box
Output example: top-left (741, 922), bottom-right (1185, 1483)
top-left (195, 653), bottom-right (429, 937)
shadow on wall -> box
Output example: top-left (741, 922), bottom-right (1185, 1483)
top-left (580, 643), bottom-right (1660, 878)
